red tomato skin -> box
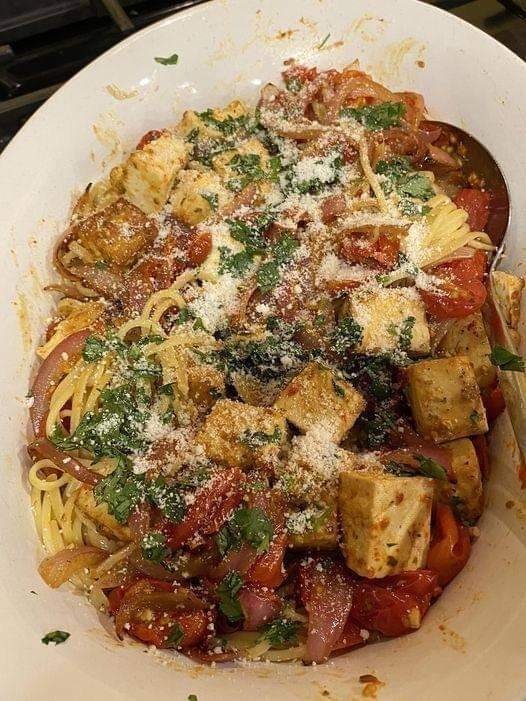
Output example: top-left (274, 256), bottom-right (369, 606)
top-left (482, 384), bottom-right (506, 422)
top-left (108, 578), bottom-right (173, 615)
top-left (130, 610), bottom-right (208, 649)
top-left (245, 531), bottom-right (288, 588)
top-left (420, 250), bottom-right (487, 319)
top-left (349, 570), bottom-right (438, 637)
top-left (136, 129), bottom-right (165, 150)
top-left (453, 188), bottom-right (490, 231)
top-left (340, 233), bottom-right (399, 269)
top-left (427, 504), bottom-right (471, 586)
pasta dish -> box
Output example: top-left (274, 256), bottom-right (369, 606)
top-left (27, 62), bottom-right (523, 664)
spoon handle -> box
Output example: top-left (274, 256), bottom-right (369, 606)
top-left (485, 273), bottom-right (526, 467)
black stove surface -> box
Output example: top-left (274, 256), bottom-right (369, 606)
top-left (0, 0), bottom-right (524, 151)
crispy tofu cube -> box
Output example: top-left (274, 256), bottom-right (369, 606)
top-left (171, 169), bottom-right (230, 226)
top-left (289, 492), bottom-right (339, 550)
top-left (71, 198), bottom-right (158, 266)
top-left (186, 358), bottom-right (225, 411)
top-left (196, 399), bottom-right (286, 470)
top-left (406, 356), bottom-right (488, 443)
top-left (116, 133), bottom-right (190, 214)
top-left (438, 313), bottom-right (496, 390)
top-left (274, 362), bottom-right (365, 443)
top-left (232, 371), bottom-right (281, 407)
top-left (441, 438), bottom-right (484, 522)
top-left (75, 487), bottom-right (131, 542)
top-left (492, 270), bottom-right (524, 330)
top-left (344, 287), bottom-right (430, 355)
top-left (177, 100), bottom-right (249, 140)
top-left (339, 468), bottom-right (433, 578)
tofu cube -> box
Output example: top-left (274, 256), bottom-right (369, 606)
top-left (186, 359), bottom-right (225, 411)
top-left (117, 133), bottom-right (190, 214)
top-left (438, 312), bottom-right (496, 390)
top-left (344, 287), bottom-right (430, 355)
top-left (212, 137), bottom-right (270, 183)
top-left (71, 198), bottom-right (158, 266)
top-left (339, 468), bottom-right (433, 578)
top-left (274, 362), bottom-right (365, 443)
top-left (406, 356), bottom-right (489, 442)
top-left (441, 438), bottom-right (484, 522)
top-left (176, 100), bottom-right (249, 140)
top-left (196, 399), bottom-right (286, 470)
top-left (492, 270), bottom-right (524, 330)
top-left (289, 492), bottom-right (339, 550)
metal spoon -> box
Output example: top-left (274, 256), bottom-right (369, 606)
top-left (429, 121), bottom-right (526, 469)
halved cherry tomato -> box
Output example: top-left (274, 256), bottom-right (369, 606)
top-left (453, 188), bottom-right (490, 231)
top-left (340, 232), bottom-right (399, 269)
top-left (349, 570), bottom-right (438, 637)
top-left (332, 618), bottom-right (365, 652)
top-left (162, 469), bottom-right (245, 549)
top-left (420, 250), bottom-right (487, 319)
top-left (427, 504), bottom-right (471, 586)
top-left (108, 578), bottom-right (173, 615)
top-left (482, 383), bottom-right (506, 422)
top-left (129, 610), bottom-right (208, 649)
top-left (245, 531), bottom-right (288, 588)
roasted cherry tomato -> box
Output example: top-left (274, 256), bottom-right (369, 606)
top-left (427, 504), bottom-right (471, 586)
top-left (453, 188), bottom-right (490, 232)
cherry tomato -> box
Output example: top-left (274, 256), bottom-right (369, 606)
top-left (453, 188), bottom-right (490, 231)
top-left (482, 384), bottom-right (506, 422)
top-left (340, 232), bottom-right (399, 269)
top-left (420, 250), bottom-right (487, 319)
top-left (245, 531), bottom-right (287, 588)
top-left (130, 610), bottom-right (208, 649)
top-left (349, 570), bottom-right (438, 637)
top-left (427, 504), bottom-right (471, 586)
top-left (108, 578), bottom-right (173, 615)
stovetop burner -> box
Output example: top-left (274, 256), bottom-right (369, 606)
top-left (0, 0), bottom-right (524, 152)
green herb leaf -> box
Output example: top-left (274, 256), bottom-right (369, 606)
top-left (42, 630), bottom-right (70, 645)
top-left (331, 317), bottom-right (363, 354)
top-left (318, 33), bottom-right (331, 49)
top-left (257, 618), bottom-right (301, 647)
top-left (166, 623), bottom-right (184, 648)
top-left (141, 532), bottom-right (170, 563)
top-left (376, 157), bottom-right (434, 202)
top-left (93, 460), bottom-right (146, 523)
top-left (399, 316), bottom-right (416, 351)
top-left (147, 477), bottom-right (187, 523)
top-left (188, 695), bottom-right (198, 701)
top-left (154, 53), bottom-right (179, 66)
top-left (197, 109), bottom-right (249, 136)
top-left (257, 233), bottom-right (300, 293)
top-left (490, 345), bottom-right (525, 372)
top-left (217, 571), bottom-right (244, 622)
top-left (239, 427), bottom-right (282, 449)
top-left (217, 507), bottom-right (274, 557)
top-left (415, 454), bottom-right (447, 481)
top-left (201, 191), bottom-right (218, 211)
top-left (218, 246), bottom-right (255, 278)
top-left (332, 379), bottom-right (345, 397)
top-left (340, 102), bottom-right (406, 131)
top-left (285, 77), bottom-right (303, 93)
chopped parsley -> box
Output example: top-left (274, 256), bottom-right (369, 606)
top-left (166, 623), bottom-right (184, 648)
top-left (399, 316), bottom-right (416, 351)
top-left (490, 345), bottom-right (525, 372)
top-left (332, 379), bottom-right (346, 397)
top-left (82, 331), bottom-right (162, 381)
top-left (42, 630), bottom-right (70, 645)
top-left (218, 247), bottom-right (256, 277)
top-left (147, 476), bottom-right (187, 522)
top-left (257, 233), bottom-right (300, 293)
top-left (340, 102), bottom-right (406, 131)
top-left (141, 532), bottom-right (170, 563)
top-left (288, 152), bottom-right (343, 195)
top-left (376, 157), bottom-right (434, 201)
top-left (239, 426), bottom-right (282, 449)
top-left (201, 191), bottom-right (218, 211)
top-left (93, 460), bottom-right (145, 523)
top-left (415, 454), bottom-right (447, 481)
top-left (219, 214), bottom-right (276, 278)
top-left (154, 53), bottom-right (179, 66)
top-left (217, 507), bottom-right (274, 557)
top-left (217, 571), bottom-right (244, 622)
top-left (285, 76), bottom-right (302, 93)
top-left (359, 407), bottom-right (396, 449)
top-left (197, 108), bottom-right (249, 136)
top-left (257, 618), bottom-right (301, 647)
top-left (331, 317), bottom-right (363, 355)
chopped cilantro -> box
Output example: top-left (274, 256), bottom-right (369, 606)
top-left (93, 460), bottom-right (145, 523)
top-left (258, 618), bottom-right (301, 647)
top-left (331, 317), bottom-right (363, 355)
top-left (340, 102), bottom-right (406, 131)
top-left (415, 454), bottom-right (447, 481)
top-left (217, 571), bottom-right (244, 622)
top-left (239, 426), bottom-right (282, 449)
top-left (399, 316), bottom-right (416, 351)
top-left (42, 630), bottom-right (70, 645)
top-left (154, 53), bottom-right (179, 66)
top-left (332, 379), bottom-right (346, 397)
top-left (376, 157), bottom-right (434, 201)
top-left (217, 507), bottom-right (274, 557)
top-left (490, 345), bottom-right (525, 372)
top-left (359, 408), bottom-right (396, 449)
top-left (147, 476), bottom-right (187, 522)
top-left (197, 108), bottom-right (249, 136)
top-left (201, 191), bottom-right (218, 211)
top-left (166, 623), bottom-right (184, 648)
top-left (257, 233), bottom-right (300, 293)
top-left (218, 246), bottom-right (255, 277)
top-left (288, 152), bottom-right (343, 195)
top-left (141, 532), bottom-right (170, 563)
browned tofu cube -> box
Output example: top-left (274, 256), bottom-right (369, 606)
top-left (406, 356), bottom-right (488, 443)
top-left (196, 399), bottom-right (286, 470)
top-left (186, 359), bottom-right (225, 411)
top-left (71, 198), bottom-right (158, 266)
top-left (274, 362), bottom-right (365, 443)
top-left (438, 313), bottom-right (496, 390)
top-left (441, 438), bottom-right (484, 522)
top-left (492, 270), bottom-right (524, 330)
top-left (339, 467), bottom-right (433, 578)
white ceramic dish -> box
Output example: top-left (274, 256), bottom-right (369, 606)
top-left (1, 1), bottom-right (525, 699)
